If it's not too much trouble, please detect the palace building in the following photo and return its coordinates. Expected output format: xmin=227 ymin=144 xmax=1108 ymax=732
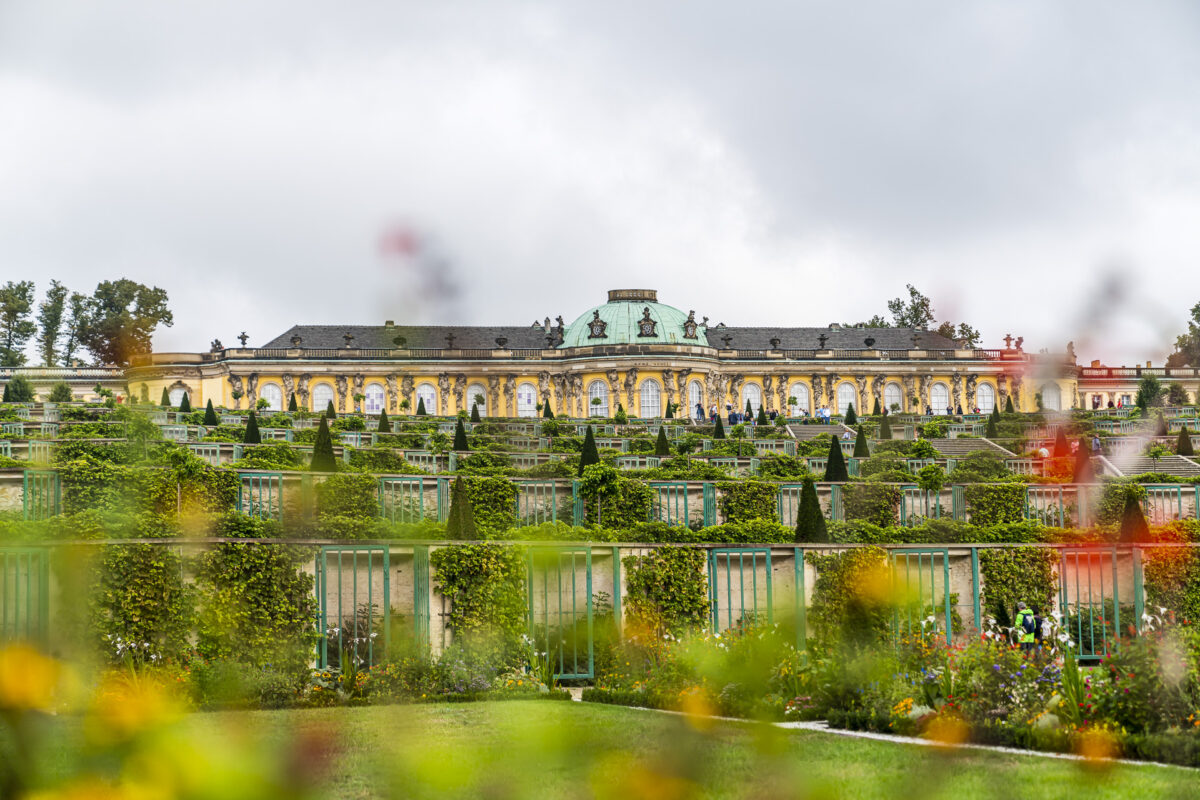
xmin=127 ymin=289 xmax=1078 ymax=417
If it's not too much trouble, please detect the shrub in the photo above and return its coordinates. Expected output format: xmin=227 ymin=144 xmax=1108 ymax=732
xmin=978 ymin=548 xmax=1057 ymax=621
xmin=795 ymin=476 xmax=828 ymax=543
xmin=416 ymin=397 xmax=427 ymax=416
xmin=470 ymin=404 xmax=482 ymax=423
xmin=844 ymin=403 xmax=857 ymax=426
xmin=823 ymin=434 xmax=848 ymax=482
xmin=203 ymin=399 xmax=219 ymax=426
xmin=1177 ymin=427 xmax=1194 ymax=456
xmin=852 ymin=425 xmax=870 ymax=457
xmin=4 ymin=375 xmax=34 ymax=402
xmin=964 ymin=484 xmax=1026 ymax=525
xmin=842 ymin=484 xmax=900 ymax=527
xmin=806 ymin=547 xmax=891 ymax=649
xmin=578 ymin=425 xmax=600 ymax=477
xmin=430 ymin=543 xmax=526 ymax=639
xmin=654 ymin=426 xmax=671 ymax=456
xmin=878 ymin=413 xmax=892 ymax=440
xmin=236 ymin=442 xmax=306 ymax=471
xmin=178 ymin=392 xmax=192 ymax=413
xmin=446 ymin=476 xmax=479 ymax=539
xmin=717 ymin=480 xmax=779 ymax=524
xmin=244 ymin=410 xmax=262 ymax=444
xmin=464 ymin=476 xmax=519 ymax=532
xmin=160 ymin=387 xmax=171 ymax=407
xmin=49 ymin=382 xmax=73 ymax=403
xmin=622 ymin=547 xmax=709 ymax=634
xmin=310 ymin=417 xmax=337 ymax=472
xmin=317 ymin=473 xmax=379 ymax=519
xmin=713 ymin=415 xmax=725 ymax=439
xmin=452 ymin=418 xmax=469 ymax=451
xmin=377 ymin=408 xmax=391 ymax=433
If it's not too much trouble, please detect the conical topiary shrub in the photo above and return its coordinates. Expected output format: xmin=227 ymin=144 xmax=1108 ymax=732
xmin=1 ymin=384 xmax=9 ymax=403
xmin=579 ymin=425 xmax=600 ymax=477
xmin=543 ymin=400 xmax=554 ymax=419
xmin=1004 ymin=395 xmax=1014 ymax=413
xmin=325 ymin=400 xmax=337 ymax=419
xmin=1155 ymin=412 xmax=1168 ymax=437
xmin=872 ymin=397 xmax=882 ymax=416
xmin=160 ymin=387 xmax=170 ymax=407
xmin=655 ymin=426 xmax=671 ymax=456
xmin=416 ymin=397 xmax=427 ymax=416
xmin=310 ymin=416 xmax=337 ymax=472
xmin=756 ymin=406 xmax=769 ymax=426
xmin=470 ymin=403 xmax=482 ymax=423
xmin=985 ymin=414 xmax=998 ymax=439
xmin=746 ymin=399 xmax=753 ymax=418
xmin=1073 ymin=437 xmax=1093 ymax=483
xmin=795 ymin=476 xmax=828 ymax=543
xmin=844 ymin=403 xmax=857 ymax=426
xmin=990 ymin=404 xmax=1001 ymax=424
xmin=666 ymin=402 xmax=674 ymax=419
xmin=203 ymin=399 xmax=219 ymax=426
xmin=178 ymin=392 xmax=191 ymax=413
xmin=1118 ymin=490 xmax=1149 ymax=543
xmin=377 ymin=408 xmax=391 ymax=433
xmin=244 ymin=410 xmax=262 ymax=444
xmin=853 ymin=425 xmax=870 ymax=458
xmin=445 ymin=476 xmax=478 ymax=540
xmin=1053 ymin=429 xmax=1070 ymax=459
xmin=824 ymin=434 xmax=848 ymax=482
xmin=1177 ymin=426 xmax=1195 ymax=457
xmin=879 ymin=413 xmax=892 ymax=440
xmin=452 ymin=417 xmax=469 ymax=451
xmin=713 ymin=415 xmax=726 ymax=440
xmin=288 ymin=393 xmax=298 ymax=412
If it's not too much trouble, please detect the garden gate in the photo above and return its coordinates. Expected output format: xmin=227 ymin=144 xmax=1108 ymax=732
xmin=526 ymin=546 xmax=593 ymax=680
xmin=0 ymin=548 xmax=50 ymax=643
xmin=708 ymin=548 xmax=773 ymax=633
xmin=315 ymin=545 xmax=390 ymax=669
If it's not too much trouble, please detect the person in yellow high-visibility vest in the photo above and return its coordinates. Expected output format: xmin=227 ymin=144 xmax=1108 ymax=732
xmin=1015 ymin=601 xmax=1037 ymax=652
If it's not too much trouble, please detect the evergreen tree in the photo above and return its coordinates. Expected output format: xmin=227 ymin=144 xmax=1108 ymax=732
xmin=244 ymin=410 xmax=262 ymax=444
xmin=1053 ymin=428 xmax=1070 ymax=458
xmin=844 ymin=403 xmax=857 ymax=426
xmin=288 ymin=393 xmax=298 ymax=412
xmin=990 ymin=404 xmax=1001 ymax=424
xmin=756 ymin=406 xmax=769 ymax=426
xmin=1118 ymin=490 xmax=1149 ymax=543
xmin=416 ymin=397 xmax=427 ymax=416
xmin=1004 ymin=395 xmax=1014 ymax=413
xmin=985 ymin=414 xmax=998 ymax=439
xmin=614 ymin=403 xmax=627 ymax=425
xmin=1155 ymin=412 xmax=1169 ymax=437
xmin=746 ymin=399 xmax=753 ymax=418
xmin=654 ymin=426 xmax=671 ymax=456
xmin=325 ymin=400 xmax=337 ymax=419
xmin=872 ymin=397 xmax=882 ymax=416
xmin=1 ymin=384 xmax=9 ymax=403
xmin=794 ymin=476 xmax=828 ymax=543
xmin=852 ymin=425 xmax=870 ymax=457
xmin=310 ymin=416 xmax=337 ymax=472
xmin=178 ymin=392 xmax=191 ymax=413
xmin=578 ymin=425 xmax=600 ymax=477
xmin=713 ymin=415 xmax=726 ymax=439
xmin=665 ymin=402 xmax=674 ymax=419
xmin=452 ymin=417 xmax=470 ymax=451
xmin=6 ymin=376 xmax=35 ymax=402
xmin=879 ymin=413 xmax=892 ymax=440
xmin=377 ymin=408 xmax=391 ymax=433
xmin=470 ymin=403 xmax=482 ymax=423
xmin=160 ymin=387 xmax=170 ymax=407
xmin=203 ymin=399 xmax=219 ymax=426
xmin=445 ymin=476 xmax=478 ymax=540
xmin=1177 ymin=426 xmax=1195 ymax=457
xmin=543 ymin=400 xmax=554 ymax=419
xmin=824 ymin=434 xmax=848 ymax=482
xmin=48 ymin=382 xmax=73 ymax=403
xmin=1072 ymin=437 xmax=1094 ymax=483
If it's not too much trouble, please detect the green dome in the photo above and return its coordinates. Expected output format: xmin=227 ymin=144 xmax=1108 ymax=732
xmin=560 ymin=290 xmax=708 ymax=348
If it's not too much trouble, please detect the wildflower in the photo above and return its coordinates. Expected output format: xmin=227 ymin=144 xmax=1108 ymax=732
xmin=0 ymin=644 xmax=61 ymax=712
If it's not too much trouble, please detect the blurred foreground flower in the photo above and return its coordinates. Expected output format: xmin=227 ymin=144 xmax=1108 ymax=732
xmin=923 ymin=713 xmax=969 ymax=748
xmin=0 ymin=643 xmax=62 ymax=712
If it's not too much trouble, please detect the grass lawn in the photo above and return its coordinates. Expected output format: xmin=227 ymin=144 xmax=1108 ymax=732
xmin=39 ymin=700 xmax=1194 ymax=799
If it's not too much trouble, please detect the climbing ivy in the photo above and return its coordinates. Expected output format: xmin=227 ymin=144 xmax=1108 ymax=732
xmin=717 ymin=480 xmax=779 ymax=524
xmin=842 ymin=483 xmax=901 ymax=527
xmin=430 ymin=543 xmax=527 ymax=638
xmin=964 ymin=484 xmax=1027 ymax=525
xmin=978 ymin=547 xmax=1058 ymax=620
xmin=622 ymin=547 xmax=710 ymax=634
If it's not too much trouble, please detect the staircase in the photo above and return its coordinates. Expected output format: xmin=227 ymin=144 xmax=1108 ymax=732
xmin=927 ymin=438 xmax=1016 ymax=457
xmin=1106 ymin=453 xmax=1200 ymax=478
xmin=787 ymin=423 xmax=854 ymax=441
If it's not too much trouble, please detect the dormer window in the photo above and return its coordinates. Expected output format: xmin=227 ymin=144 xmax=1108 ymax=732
xmin=587 ymin=310 xmax=608 ymax=339
xmin=637 ymin=307 xmax=657 ymax=337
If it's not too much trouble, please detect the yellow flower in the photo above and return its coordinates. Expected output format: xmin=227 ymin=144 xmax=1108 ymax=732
xmin=0 ymin=643 xmax=61 ymax=712
xmin=87 ymin=675 xmax=181 ymax=744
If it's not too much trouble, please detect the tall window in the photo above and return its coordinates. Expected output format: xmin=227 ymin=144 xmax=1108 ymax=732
xmin=311 ymin=383 xmax=334 ymax=413
xmin=259 ymin=383 xmax=282 ymax=412
xmin=168 ymin=387 xmax=187 ymax=406
xmin=467 ymin=383 xmax=487 ymax=415
xmin=788 ymin=382 xmax=810 ymax=415
xmin=639 ymin=379 xmax=661 ymax=418
xmin=364 ymin=383 xmax=385 ymax=414
xmin=976 ymin=383 xmax=995 ymax=414
xmin=743 ymin=384 xmax=762 ymax=415
xmin=836 ymin=383 xmax=856 ymax=416
xmin=1041 ymin=383 xmax=1062 ymax=411
xmin=516 ymin=382 xmax=538 ymax=417
xmin=688 ymin=380 xmax=703 ymax=416
xmin=884 ymin=382 xmax=903 ymax=412
xmin=588 ymin=380 xmax=608 ymax=417
xmin=415 ymin=383 xmax=437 ymax=415
xmin=931 ymin=383 xmax=950 ymax=414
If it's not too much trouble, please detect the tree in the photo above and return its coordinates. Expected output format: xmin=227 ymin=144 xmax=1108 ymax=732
xmin=59 ymin=292 xmax=88 ymax=366
xmin=377 ymin=408 xmax=391 ymax=433
xmin=178 ymin=392 xmax=191 ymax=413
xmin=48 ymin=382 xmax=73 ymax=403
xmin=614 ymin=403 xmax=628 ymax=425
xmin=326 ymin=400 xmax=337 ymax=419
xmin=1167 ymin=383 xmax=1191 ymax=406
xmin=1 ymin=383 xmax=8 ymax=403
xmin=917 ymin=464 xmax=945 ymax=516
xmin=5 ymin=375 xmax=34 ymax=402
xmin=543 ymin=400 xmax=554 ymax=419
xmin=310 ymin=417 xmax=337 ymax=472
xmin=416 ymin=397 xmax=427 ymax=416
xmin=36 ymin=280 xmax=68 ymax=367
xmin=1053 ymin=428 xmax=1071 ymax=458
xmin=1004 ymin=395 xmax=1014 ymax=413
xmin=1072 ymin=437 xmax=1094 ymax=483
xmin=160 ymin=387 xmax=171 ymax=407
xmin=77 ymin=279 xmax=173 ymax=366
xmin=470 ymin=403 xmax=482 ymax=423
xmin=1155 ymin=412 xmax=1169 ymax=437
xmin=844 ymin=403 xmax=857 ymax=426
xmin=1177 ymin=427 xmax=1194 ymax=457
xmin=0 ymin=280 xmax=36 ymax=366
xmin=666 ymin=401 xmax=675 ymax=420
xmin=452 ymin=417 xmax=469 ymax=451
xmin=745 ymin=399 xmax=753 ymax=418
xmin=824 ymin=435 xmax=848 ymax=482
xmin=872 ymin=397 xmax=882 ymax=416
xmin=985 ymin=414 xmax=998 ymax=439
xmin=654 ymin=426 xmax=671 ymax=456
xmin=578 ymin=425 xmax=601 ymax=477
xmin=1118 ymin=491 xmax=1149 ymax=543
xmin=934 ymin=321 xmax=982 ymax=349
xmin=288 ymin=393 xmax=298 ymax=412
xmin=852 ymin=425 xmax=870 ymax=457
xmin=794 ymin=476 xmax=828 ymax=543
xmin=1167 ymin=301 xmax=1200 ymax=367
xmin=445 ymin=476 xmax=478 ymax=540
xmin=878 ymin=413 xmax=892 ymax=440
xmin=990 ymin=404 xmax=1001 ymax=424
xmin=1135 ymin=376 xmax=1165 ymax=412
xmin=888 ymin=285 xmax=936 ymax=329
xmin=244 ymin=410 xmax=262 ymax=444
xmin=756 ymin=406 xmax=769 ymax=426
xmin=713 ymin=415 xmax=726 ymax=440
xmin=203 ymin=399 xmax=219 ymax=426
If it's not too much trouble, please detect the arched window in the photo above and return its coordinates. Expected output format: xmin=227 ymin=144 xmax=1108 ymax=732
xmin=467 ymin=383 xmax=487 ymax=415
xmin=311 ymin=383 xmax=335 ymax=413
xmin=688 ymin=380 xmax=703 ymax=417
xmin=976 ymin=383 xmax=995 ymax=414
xmin=168 ymin=387 xmax=187 ymax=406
xmin=639 ymin=379 xmax=662 ymax=418
xmin=259 ymin=383 xmax=282 ymax=412
xmin=364 ymin=383 xmax=385 ymax=414
xmin=415 ymin=383 xmax=437 ymax=415
xmin=1041 ymin=383 xmax=1062 ymax=411
xmin=788 ymin=382 xmax=811 ymax=415
xmin=931 ymin=383 xmax=950 ymax=414
xmin=836 ymin=383 xmax=857 ymax=416
xmin=742 ymin=384 xmax=762 ymax=416
xmin=516 ymin=382 xmax=538 ymax=417
xmin=587 ymin=380 xmax=608 ymax=417
xmin=884 ymin=382 xmax=903 ymax=412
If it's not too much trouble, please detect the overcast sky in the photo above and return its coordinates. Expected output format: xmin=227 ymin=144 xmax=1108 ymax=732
xmin=3 ymin=2 xmax=1199 ymax=366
